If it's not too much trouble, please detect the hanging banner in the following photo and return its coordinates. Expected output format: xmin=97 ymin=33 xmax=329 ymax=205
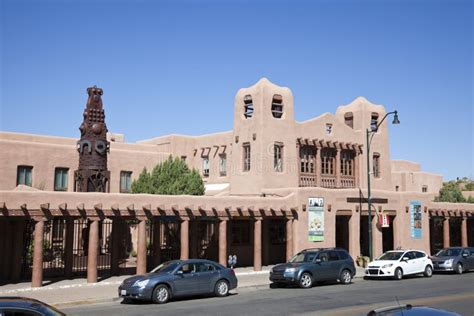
xmin=308 ymin=197 xmax=324 ymax=242
xmin=410 ymin=200 xmax=422 ymax=239
xmin=379 ymin=213 xmax=390 ymax=228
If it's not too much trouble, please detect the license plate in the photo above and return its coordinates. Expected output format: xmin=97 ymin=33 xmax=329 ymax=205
xmin=121 ymin=290 xmax=127 ymax=296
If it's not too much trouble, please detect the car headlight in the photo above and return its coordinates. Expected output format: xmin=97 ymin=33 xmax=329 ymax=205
xmin=285 ymin=268 xmax=296 ymax=273
xmin=132 ymin=279 xmax=150 ymax=289
xmin=444 ymin=259 xmax=454 ymax=266
xmin=382 ymin=264 xmax=393 ymax=269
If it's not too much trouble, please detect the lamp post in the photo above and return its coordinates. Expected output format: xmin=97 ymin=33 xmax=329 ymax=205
xmin=366 ymin=110 xmax=400 ymax=261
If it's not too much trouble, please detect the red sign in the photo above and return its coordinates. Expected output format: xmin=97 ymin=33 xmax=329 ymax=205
xmin=378 ymin=213 xmax=390 ymax=228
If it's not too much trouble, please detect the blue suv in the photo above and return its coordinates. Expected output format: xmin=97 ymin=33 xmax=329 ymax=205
xmin=269 ymin=248 xmax=356 ymax=288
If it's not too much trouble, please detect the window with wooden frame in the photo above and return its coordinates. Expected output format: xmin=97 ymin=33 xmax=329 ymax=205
xmin=219 ymin=153 xmax=227 ymax=177
xmin=274 ymin=143 xmax=283 ymax=172
xmin=202 ymin=157 xmax=210 ymax=177
xmin=271 ymin=94 xmax=283 ymax=118
xmin=340 ymin=150 xmax=355 ymax=176
xmin=422 ymin=185 xmax=428 ymax=193
xmin=373 ymin=153 xmax=380 ymax=178
xmin=244 ymin=95 xmax=254 ymax=119
xmin=54 ymin=167 xmax=69 ymax=191
xmin=17 ymin=165 xmax=33 ymax=186
xmin=371 ymin=113 xmax=379 ymax=131
xmin=299 ymin=145 xmax=316 ymax=173
xmin=344 ymin=112 xmax=354 ymax=128
xmin=325 ymin=123 xmax=333 ymax=135
xmin=321 ymin=148 xmax=336 ymax=175
xmin=120 ymin=171 xmax=132 ymax=193
xmin=243 ymin=143 xmax=251 ymax=172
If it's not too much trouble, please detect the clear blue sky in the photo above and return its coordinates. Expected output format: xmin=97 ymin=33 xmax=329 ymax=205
xmin=1 ymin=0 xmax=472 ymax=181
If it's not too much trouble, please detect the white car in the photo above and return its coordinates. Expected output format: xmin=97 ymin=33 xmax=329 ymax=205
xmin=365 ymin=250 xmax=433 ymax=280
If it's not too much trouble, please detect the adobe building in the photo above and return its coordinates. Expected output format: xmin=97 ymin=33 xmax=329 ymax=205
xmin=0 ymin=78 xmax=473 ymax=287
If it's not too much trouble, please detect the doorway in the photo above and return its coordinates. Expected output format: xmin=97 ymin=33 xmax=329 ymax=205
xmin=336 ymin=215 xmax=350 ymax=251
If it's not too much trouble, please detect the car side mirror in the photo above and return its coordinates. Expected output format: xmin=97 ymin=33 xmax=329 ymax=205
xmin=315 ymin=259 xmax=322 ymax=263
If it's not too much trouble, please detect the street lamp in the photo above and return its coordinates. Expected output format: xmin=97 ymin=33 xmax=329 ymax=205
xmin=366 ymin=110 xmax=400 ymax=261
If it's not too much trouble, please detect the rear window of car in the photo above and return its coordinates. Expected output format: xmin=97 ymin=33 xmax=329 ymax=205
xmin=337 ymin=250 xmax=349 ymax=260
xmin=328 ymin=251 xmax=340 ymax=261
xmin=415 ymin=251 xmax=425 ymax=258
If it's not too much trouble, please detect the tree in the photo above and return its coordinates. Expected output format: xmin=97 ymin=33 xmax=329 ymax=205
xmin=434 ymin=181 xmax=466 ymax=203
xmin=131 ymin=156 xmax=205 ymax=195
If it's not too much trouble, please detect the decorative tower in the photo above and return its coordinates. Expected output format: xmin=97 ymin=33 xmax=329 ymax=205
xmin=74 ymin=86 xmax=110 ymax=192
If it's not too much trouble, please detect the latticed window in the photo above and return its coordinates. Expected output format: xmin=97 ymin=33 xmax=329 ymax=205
xmin=243 ymin=143 xmax=251 ymax=171
xmin=219 ymin=154 xmax=227 ymax=176
xmin=373 ymin=153 xmax=380 ymax=178
xmin=326 ymin=123 xmax=333 ymax=135
xmin=274 ymin=143 xmax=283 ymax=172
xmin=340 ymin=150 xmax=355 ymax=176
xmin=54 ymin=168 xmax=69 ymax=191
xmin=17 ymin=165 xmax=32 ymax=186
xmin=271 ymin=94 xmax=283 ymax=118
xmin=299 ymin=145 xmax=316 ymax=173
xmin=244 ymin=95 xmax=254 ymax=119
xmin=120 ymin=171 xmax=132 ymax=193
xmin=344 ymin=112 xmax=354 ymax=128
xmin=202 ymin=157 xmax=210 ymax=177
xmin=321 ymin=148 xmax=336 ymax=175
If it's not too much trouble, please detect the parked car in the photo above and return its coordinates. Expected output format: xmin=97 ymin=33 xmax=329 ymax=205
xmin=367 ymin=304 xmax=459 ymax=315
xmin=365 ymin=250 xmax=433 ymax=280
xmin=0 ymin=297 xmax=65 ymax=316
xmin=269 ymin=248 xmax=356 ymax=288
xmin=431 ymin=247 xmax=474 ymax=274
xmin=118 ymin=259 xmax=238 ymax=304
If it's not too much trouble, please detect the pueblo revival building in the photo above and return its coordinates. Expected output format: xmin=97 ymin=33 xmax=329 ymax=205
xmin=0 ymin=78 xmax=473 ymax=287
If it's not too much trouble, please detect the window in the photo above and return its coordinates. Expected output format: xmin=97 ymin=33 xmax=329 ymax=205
xmin=181 ymin=155 xmax=187 ymax=162
xmin=120 ymin=171 xmax=132 ymax=193
xmin=243 ymin=95 xmax=254 ymax=118
xmin=195 ymin=262 xmax=215 ymax=272
xmin=17 ymin=166 xmax=32 ymax=186
xmin=274 ymin=143 xmax=283 ymax=172
xmin=344 ymin=112 xmax=354 ymax=128
xmin=299 ymin=145 xmax=316 ymax=173
xmin=328 ymin=251 xmax=340 ymax=261
xmin=325 ymin=123 xmax=333 ymax=135
xmin=373 ymin=153 xmax=380 ymax=178
xmin=271 ymin=94 xmax=283 ymax=118
xmin=318 ymin=252 xmax=329 ymax=262
xmin=231 ymin=221 xmax=250 ymax=245
xmin=340 ymin=150 xmax=355 ymax=176
xmin=243 ymin=143 xmax=251 ymax=172
xmin=371 ymin=113 xmax=379 ymax=131
xmin=219 ymin=154 xmax=227 ymax=176
xmin=321 ymin=148 xmax=336 ymax=175
xmin=202 ymin=157 xmax=210 ymax=177
xmin=422 ymin=185 xmax=428 ymax=193
xmin=54 ymin=168 xmax=69 ymax=191
xmin=337 ymin=250 xmax=349 ymax=260
xmin=395 ymin=185 xmax=399 ymax=192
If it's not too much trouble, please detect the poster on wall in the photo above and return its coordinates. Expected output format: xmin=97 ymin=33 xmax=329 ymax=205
xmin=308 ymin=197 xmax=324 ymax=242
xmin=410 ymin=200 xmax=422 ymax=239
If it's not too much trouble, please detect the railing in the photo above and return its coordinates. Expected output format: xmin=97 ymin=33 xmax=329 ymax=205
xmin=321 ymin=175 xmax=337 ymax=188
xmin=341 ymin=175 xmax=356 ymax=188
xmin=299 ymin=174 xmax=317 ymax=187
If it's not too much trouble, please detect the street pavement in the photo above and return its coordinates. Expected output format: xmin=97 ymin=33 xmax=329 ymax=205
xmin=61 ymin=272 xmax=474 ymax=316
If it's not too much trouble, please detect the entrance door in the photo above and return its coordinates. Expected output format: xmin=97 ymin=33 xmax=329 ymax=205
xmin=382 ymin=216 xmax=394 ymax=253
xmin=449 ymin=218 xmax=462 ymax=247
xmin=429 ymin=217 xmax=444 ymax=255
xmin=336 ymin=216 xmax=350 ymax=251
xmin=360 ymin=216 xmax=369 ymax=257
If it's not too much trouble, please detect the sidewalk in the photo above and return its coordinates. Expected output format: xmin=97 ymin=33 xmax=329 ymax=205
xmin=0 ymin=266 xmax=366 ymax=308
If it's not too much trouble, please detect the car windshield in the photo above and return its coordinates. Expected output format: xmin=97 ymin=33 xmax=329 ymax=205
xmin=290 ymin=252 xmax=317 ymax=263
xmin=435 ymin=248 xmax=461 ymax=257
xmin=376 ymin=251 xmax=404 ymax=261
xmin=150 ymin=261 xmax=180 ymax=273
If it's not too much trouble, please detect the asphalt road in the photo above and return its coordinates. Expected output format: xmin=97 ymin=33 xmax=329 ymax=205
xmin=62 ymin=273 xmax=474 ymax=316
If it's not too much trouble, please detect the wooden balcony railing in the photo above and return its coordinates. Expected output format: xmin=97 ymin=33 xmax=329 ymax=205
xmin=320 ymin=175 xmax=337 ymax=188
xmin=299 ymin=174 xmax=317 ymax=187
xmin=341 ymin=175 xmax=356 ymax=188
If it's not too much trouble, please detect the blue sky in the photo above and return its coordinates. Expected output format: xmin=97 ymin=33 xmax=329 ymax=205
xmin=1 ymin=0 xmax=472 ymax=181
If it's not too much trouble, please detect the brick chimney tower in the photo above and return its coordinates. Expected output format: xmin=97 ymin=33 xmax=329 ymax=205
xmin=74 ymin=86 xmax=110 ymax=192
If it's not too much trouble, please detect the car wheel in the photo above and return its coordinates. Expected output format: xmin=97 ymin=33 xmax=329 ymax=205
xmin=394 ymin=268 xmax=403 ymax=280
xmin=299 ymin=272 xmax=313 ymax=289
xmin=215 ymin=279 xmax=229 ymax=297
xmin=423 ymin=265 xmax=433 ymax=278
xmin=455 ymin=263 xmax=463 ymax=274
xmin=152 ymin=284 xmax=170 ymax=304
xmin=339 ymin=270 xmax=352 ymax=285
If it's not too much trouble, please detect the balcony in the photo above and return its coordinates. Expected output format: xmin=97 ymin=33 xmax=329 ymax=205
xmin=299 ymin=174 xmax=317 ymax=187
xmin=320 ymin=175 xmax=336 ymax=188
xmin=341 ymin=175 xmax=356 ymax=188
